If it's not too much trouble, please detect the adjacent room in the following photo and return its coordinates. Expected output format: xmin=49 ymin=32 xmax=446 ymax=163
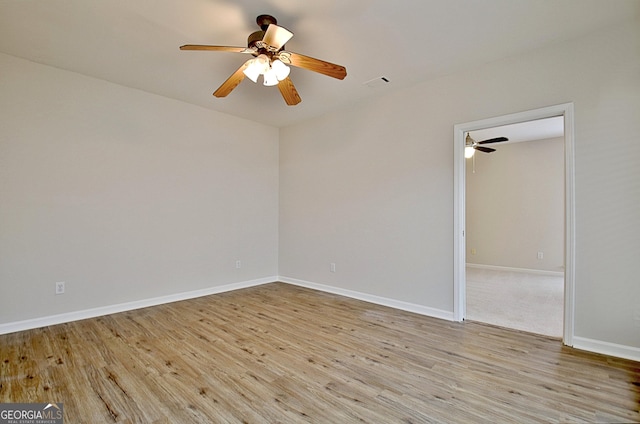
xmin=1 ymin=1 xmax=639 ymax=422
xmin=464 ymin=117 xmax=566 ymax=338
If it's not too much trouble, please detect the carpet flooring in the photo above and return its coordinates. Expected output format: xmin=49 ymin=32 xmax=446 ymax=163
xmin=466 ymin=266 xmax=564 ymax=338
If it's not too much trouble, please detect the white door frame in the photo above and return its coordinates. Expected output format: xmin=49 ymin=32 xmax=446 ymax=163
xmin=453 ymin=103 xmax=575 ymax=346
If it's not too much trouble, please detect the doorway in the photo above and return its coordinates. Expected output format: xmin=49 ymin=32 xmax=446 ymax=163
xmin=465 ymin=119 xmax=565 ymax=337
xmin=453 ymin=103 xmax=575 ymax=346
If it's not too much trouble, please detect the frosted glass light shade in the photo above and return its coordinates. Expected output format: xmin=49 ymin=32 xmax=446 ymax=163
xmin=465 ymin=146 xmax=476 ymax=158
xmin=272 ymin=59 xmax=290 ymax=81
xmin=243 ymin=59 xmax=261 ymax=83
xmin=263 ymin=68 xmax=279 ymax=86
xmin=243 ymin=55 xmax=270 ymax=83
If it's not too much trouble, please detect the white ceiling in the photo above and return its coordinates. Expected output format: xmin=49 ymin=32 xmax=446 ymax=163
xmin=1 ymin=0 xmax=638 ymax=128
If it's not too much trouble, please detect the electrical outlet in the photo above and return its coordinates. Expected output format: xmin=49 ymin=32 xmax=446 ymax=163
xmin=537 ymin=251 xmax=544 ymax=260
xmin=55 ymin=282 xmax=65 ymax=295
xmin=330 ymin=263 xmax=336 ymax=273
xmin=470 ymin=248 xmax=477 ymax=255
xmin=236 ymin=260 xmax=242 ymax=269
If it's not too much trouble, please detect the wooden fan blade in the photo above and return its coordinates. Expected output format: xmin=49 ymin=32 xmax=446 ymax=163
xmin=263 ymin=25 xmax=293 ymax=50
xmin=478 ymin=137 xmax=508 ymax=144
xmin=213 ymin=63 xmax=248 ymax=98
xmin=277 ymin=77 xmax=302 ymax=105
xmin=475 ymin=146 xmax=496 ymax=153
xmin=285 ymin=52 xmax=347 ymax=80
xmin=180 ymin=45 xmax=249 ymax=53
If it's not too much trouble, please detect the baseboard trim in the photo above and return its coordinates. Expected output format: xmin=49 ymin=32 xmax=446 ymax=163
xmin=572 ymin=336 xmax=640 ymax=362
xmin=4 ymin=276 xmax=637 ymax=363
xmin=279 ymin=276 xmax=454 ymax=321
xmin=466 ymin=263 xmax=564 ymax=277
xmin=0 ymin=276 xmax=276 ymax=335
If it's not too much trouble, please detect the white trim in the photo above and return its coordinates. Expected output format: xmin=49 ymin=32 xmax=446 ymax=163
xmin=453 ymin=124 xmax=466 ymax=321
xmin=0 ymin=277 xmax=276 ymax=335
xmin=453 ymin=103 xmax=576 ymax=346
xmin=466 ymin=263 xmax=564 ymax=277
xmin=572 ymin=337 xmax=640 ymax=363
xmin=279 ymin=276 xmax=454 ymax=321
xmin=562 ymin=103 xmax=576 ymax=346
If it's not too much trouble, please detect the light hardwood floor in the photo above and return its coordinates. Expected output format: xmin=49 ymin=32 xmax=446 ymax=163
xmin=1 ymin=283 xmax=639 ymax=423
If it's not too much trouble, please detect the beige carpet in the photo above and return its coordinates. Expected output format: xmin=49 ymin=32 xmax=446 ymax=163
xmin=466 ymin=266 xmax=564 ymax=338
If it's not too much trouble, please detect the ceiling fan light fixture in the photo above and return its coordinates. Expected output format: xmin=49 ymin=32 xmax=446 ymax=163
xmin=465 ymin=146 xmax=476 ymax=158
xmin=243 ymin=55 xmax=270 ymax=83
xmin=243 ymin=59 xmax=261 ymax=83
xmin=272 ymin=59 xmax=290 ymax=80
xmin=263 ymin=68 xmax=279 ymax=86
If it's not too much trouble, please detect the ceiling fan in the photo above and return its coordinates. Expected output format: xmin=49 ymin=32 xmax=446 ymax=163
xmin=465 ymin=133 xmax=509 ymax=158
xmin=180 ymin=14 xmax=347 ymax=106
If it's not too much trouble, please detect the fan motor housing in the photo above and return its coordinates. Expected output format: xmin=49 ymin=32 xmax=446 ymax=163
xmin=247 ymin=30 xmax=264 ymax=49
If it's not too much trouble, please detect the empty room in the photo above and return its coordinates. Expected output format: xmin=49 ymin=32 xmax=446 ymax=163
xmin=1 ymin=1 xmax=639 ymax=423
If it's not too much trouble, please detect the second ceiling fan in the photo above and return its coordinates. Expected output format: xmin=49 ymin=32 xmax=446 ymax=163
xmin=465 ymin=133 xmax=509 ymax=158
xmin=180 ymin=14 xmax=347 ymax=106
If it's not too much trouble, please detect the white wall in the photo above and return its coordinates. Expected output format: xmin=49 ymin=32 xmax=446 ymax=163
xmin=0 ymin=53 xmax=279 ymax=325
xmin=466 ymin=137 xmax=565 ymax=272
xmin=279 ymin=98 xmax=454 ymax=314
xmin=280 ymin=18 xmax=640 ymax=350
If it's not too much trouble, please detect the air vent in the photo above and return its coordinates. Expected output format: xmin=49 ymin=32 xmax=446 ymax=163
xmin=363 ymin=76 xmax=390 ymax=88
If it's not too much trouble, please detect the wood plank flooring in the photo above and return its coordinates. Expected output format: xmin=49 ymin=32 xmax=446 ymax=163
xmin=1 ymin=282 xmax=639 ymax=423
